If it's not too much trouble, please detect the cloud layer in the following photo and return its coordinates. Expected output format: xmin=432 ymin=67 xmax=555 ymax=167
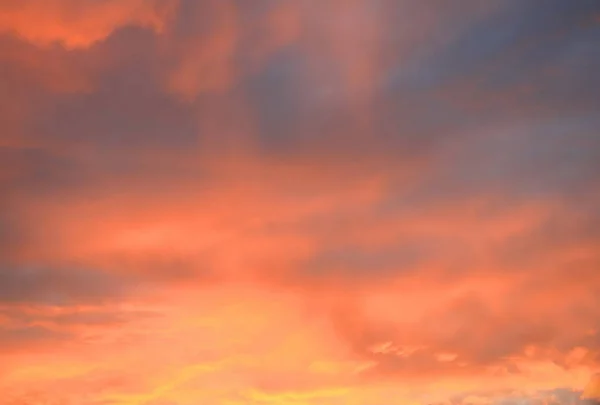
xmin=1 ymin=1 xmax=599 ymax=404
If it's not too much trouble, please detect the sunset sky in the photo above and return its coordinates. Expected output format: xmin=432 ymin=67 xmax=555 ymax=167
xmin=1 ymin=1 xmax=600 ymax=404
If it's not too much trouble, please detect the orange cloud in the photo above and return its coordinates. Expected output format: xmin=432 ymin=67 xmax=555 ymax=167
xmin=2 ymin=147 xmax=599 ymax=403
xmin=165 ymin=0 xmax=238 ymax=100
xmin=583 ymin=374 xmax=600 ymax=400
xmin=0 ymin=0 xmax=177 ymax=49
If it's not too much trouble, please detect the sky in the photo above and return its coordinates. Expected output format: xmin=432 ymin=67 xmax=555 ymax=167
xmin=1 ymin=0 xmax=600 ymax=404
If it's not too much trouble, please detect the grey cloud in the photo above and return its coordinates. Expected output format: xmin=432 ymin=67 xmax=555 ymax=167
xmin=0 ymin=325 xmax=71 ymax=351
xmin=0 ymin=266 xmax=127 ymax=306
xmin=30 ymin=28 xmax=199 ymax=152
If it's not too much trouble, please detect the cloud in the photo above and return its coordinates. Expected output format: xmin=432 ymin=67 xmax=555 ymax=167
xmin=1 ymin=1 xmax=599 ymax=404
xmin=0 ymin=265 xmax=132 ymax=306
xmin=583 ymin=374 xmax=600 ymax=400
xmin=0 ymin=325 xmax=70 ymax=352
xmin=0 ymin=0 xmax=177 ymax=49
xmin=165 ymin=0 xmax=238 ymax=99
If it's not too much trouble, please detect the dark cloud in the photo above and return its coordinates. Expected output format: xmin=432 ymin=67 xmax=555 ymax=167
xmin=304 ymin=244 xmax=427 ymax=280
xmin=441 ymin=388 xmax=589 ymax=405
xmin=28 ymin=29 xmax=199 ymax=152
xmin=402 ymin=0 xmax=600 ymax=98
xmin=0 ymin=146 xmax=88 ymax=201
xmin=0 ymin=325 xmax=71 ymax=352
xmin=372 ymin=0 xmax=600 ymax=187
xmin=0 ymin=266 xmax=127 ymax=306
